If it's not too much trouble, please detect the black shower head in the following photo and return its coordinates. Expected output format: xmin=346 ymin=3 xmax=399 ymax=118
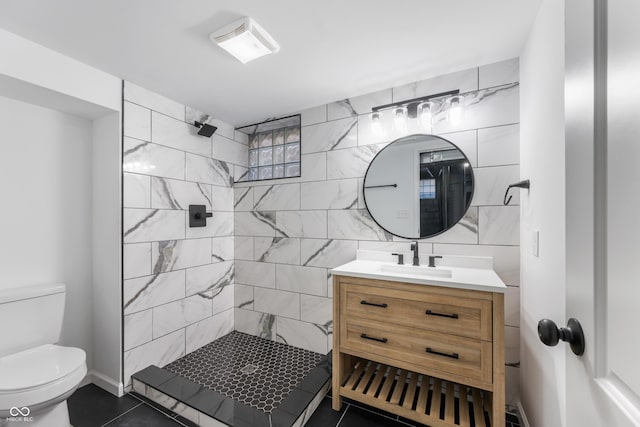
xmin=194 ymin=121 xmax=217 ymax=137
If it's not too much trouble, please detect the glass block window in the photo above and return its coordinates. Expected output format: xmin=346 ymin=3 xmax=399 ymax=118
xmin=420 ymin=179 xmax=436 ymax=199
xmin=240 ymin=115 xmax=301 ymax=182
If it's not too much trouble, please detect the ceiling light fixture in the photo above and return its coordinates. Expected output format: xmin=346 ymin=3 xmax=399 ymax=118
xmin=210 ymin=17 xmax=280 ymax=64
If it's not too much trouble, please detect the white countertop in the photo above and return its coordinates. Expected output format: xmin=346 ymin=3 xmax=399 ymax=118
xmin=331 ymin=250 xmax=507 ymax=293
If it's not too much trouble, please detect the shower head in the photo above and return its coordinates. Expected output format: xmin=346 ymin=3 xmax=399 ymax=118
xmin=194 ymin=121 xmax=217 ymax=137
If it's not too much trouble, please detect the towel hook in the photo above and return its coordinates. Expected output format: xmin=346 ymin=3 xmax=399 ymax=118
xmin=504 ymin=180 xmax=530 ymax=205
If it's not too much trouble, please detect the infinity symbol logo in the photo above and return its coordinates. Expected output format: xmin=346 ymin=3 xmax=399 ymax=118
xmin=9 ymin=406 xmax=30 ymax=416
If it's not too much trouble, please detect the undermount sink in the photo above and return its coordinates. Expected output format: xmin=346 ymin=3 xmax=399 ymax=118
xmin=378 ymin=264 xmax=453 ymax=278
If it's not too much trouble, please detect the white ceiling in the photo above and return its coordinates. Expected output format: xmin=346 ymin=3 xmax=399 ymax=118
xmin=0 ymin=1 xmax=540 ymax=126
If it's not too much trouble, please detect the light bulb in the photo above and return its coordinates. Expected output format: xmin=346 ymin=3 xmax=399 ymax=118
xmin=371 ymin=111 xmax=385 ymax=138
xmin=417 ymin=101 xmax=433 ymax=131
xmin=393 ymin=106 xmax=408 ymax=134
xmin=447 ymin=96 xmax=463 ymax=125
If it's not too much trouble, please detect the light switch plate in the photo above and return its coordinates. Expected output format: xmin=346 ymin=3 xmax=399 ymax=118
xmin=397 ymin=210 xmax=409 ymax=219
xmin=532 ymin=230 xmax=539 ymax=257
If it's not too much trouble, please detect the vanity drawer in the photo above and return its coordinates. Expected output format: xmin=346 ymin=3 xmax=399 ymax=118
xmin=340 ymin=316 xmax=493 ymax=385
xmin=341 ymin=283 xmax=492 ymax=341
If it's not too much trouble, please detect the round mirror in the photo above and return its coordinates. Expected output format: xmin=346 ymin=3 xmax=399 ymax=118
xmin=363 ymin=134 xmax=474 ymax=239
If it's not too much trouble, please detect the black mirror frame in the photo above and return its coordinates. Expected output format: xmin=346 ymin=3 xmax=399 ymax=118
xmin=362 ymin=133 xmax=475 ymax=240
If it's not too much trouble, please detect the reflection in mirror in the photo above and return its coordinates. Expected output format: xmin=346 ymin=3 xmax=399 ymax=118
xmin=363 ymin=134 xmax=474 ymax=239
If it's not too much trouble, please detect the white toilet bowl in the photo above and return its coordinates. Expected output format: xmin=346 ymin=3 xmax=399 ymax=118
xmin=0 ymin=344 xmax=86 ymax=426
xmin=0 ymin=284 xmax=88 ymax=427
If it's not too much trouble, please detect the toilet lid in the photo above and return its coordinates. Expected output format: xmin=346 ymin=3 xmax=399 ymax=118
xmin=0 ymin=344 xmax=86 ymax=391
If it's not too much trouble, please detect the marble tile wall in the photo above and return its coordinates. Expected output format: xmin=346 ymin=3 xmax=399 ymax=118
xmin=122 ymin=82 xmax=245 ymax=385
xmin=233 ymin=58 xmax=522 ymax=404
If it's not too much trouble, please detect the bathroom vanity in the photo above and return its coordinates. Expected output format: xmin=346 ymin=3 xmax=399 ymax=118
xmin=331 ymin=252 xmax=506 ymax=427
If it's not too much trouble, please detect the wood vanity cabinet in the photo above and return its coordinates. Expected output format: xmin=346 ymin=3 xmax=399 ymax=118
xmin=332 ymin=275 xmax=505 ymax=427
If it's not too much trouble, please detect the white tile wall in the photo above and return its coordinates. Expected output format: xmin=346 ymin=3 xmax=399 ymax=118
xmin=302 ymin=117 xmax=358 ymax=154
xmin=123 ymin=242 xmax=152 ymax=279
xmin=392 ymin=67 xmax=478 ymax=102
xmin=124 ymin=310 xmax=153 ymax=351
xmin=125 ymin=82 xmax=185 ymax=121
xmin=254 ymin=288 xmax=300 ymax=319
xmin=300 ymin=104 xmax=327 ymax=127
xmin=184 ymin=261 xmax=234 ymax=296
xmin=478 ymin=124 xmax=520 ymax=167
xmin=328 ymin=89 xmax=392 ymax=120
xmin=124 ymin=173 xmax=151 ymax=208
xmin=123 ymin=137 xmax=185 ymax=180
xmin=152 ymin=294 xmax=212 ymax=338
xmin=152 ymin=112 xmax=210 ymax=156
xmin=123 ymin=329 xmax=185 ymax=383
xmin=123 ymin=270 xmax=185 ymax=315
xmin=123 ymin=209 xmax=184 ymax=243
xmin=151 ymin=238 xmax=212 ymax=272
xmin=124 ymin=102 xmax=151 ymax=141
xmin=479 ymin=58 xmax=519 ymax=90
xmin=122 ymin=82 xmax=240 ymax=386
xmin=150 ymin=177 xmax=212 ymax=210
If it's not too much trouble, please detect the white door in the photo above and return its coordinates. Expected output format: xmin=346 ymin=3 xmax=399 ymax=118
xmin=564 ymin=0 xmax=640 ymax=425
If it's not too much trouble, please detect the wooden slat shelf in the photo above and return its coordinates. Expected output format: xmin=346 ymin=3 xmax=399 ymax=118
xmin=340 ymin=359 xmax=491 ymax=427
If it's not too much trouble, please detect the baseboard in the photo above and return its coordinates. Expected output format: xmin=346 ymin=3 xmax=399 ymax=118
xmin=517 ymin=400 xmax=531 ymax=427
xmin=84 ymin=370 xmax=125 ymax=397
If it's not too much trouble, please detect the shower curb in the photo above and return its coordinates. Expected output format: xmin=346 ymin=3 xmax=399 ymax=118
xmin=131 ymin=355 xmax=331 ymax=427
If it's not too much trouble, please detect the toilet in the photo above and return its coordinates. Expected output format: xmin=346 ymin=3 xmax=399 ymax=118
xmin=0 ymin=283 xmax=87 ymax=427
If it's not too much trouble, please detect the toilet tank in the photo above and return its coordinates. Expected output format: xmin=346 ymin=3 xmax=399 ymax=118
xmin=0 ymin=283 xmax=66 ymax=358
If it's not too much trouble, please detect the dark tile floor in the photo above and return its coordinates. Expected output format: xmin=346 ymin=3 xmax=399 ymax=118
xmin=69 ymin=384 xmax=522 ymax=427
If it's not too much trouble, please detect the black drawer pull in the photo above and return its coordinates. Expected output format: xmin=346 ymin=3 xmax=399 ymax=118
xmin=361 ymin=300 xmax=388 ymax=308
xmin=426 ymin=347 xmax=459 ymax=359
xmin=360 ymin=333 xmax=388 ymax=343
xmin=425 ymin=309 xmax=459 ymax=319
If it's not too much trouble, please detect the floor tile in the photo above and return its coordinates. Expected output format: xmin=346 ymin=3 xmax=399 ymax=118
xmin=339 ymin=405 xmax=408 ymax=427
xmin=104 ymin=403 xmax=184 ymax=426
xmin=343 ymin=396 xmax=390 ymax=418
xmin=68 ymin=384 xmax=141 ymax=427
xmin=304 ymin=397 xmax=346 ymax=427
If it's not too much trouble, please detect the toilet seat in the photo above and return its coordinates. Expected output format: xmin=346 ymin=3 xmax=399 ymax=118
xmin=0 ymin=344 xmax=87 ymax=412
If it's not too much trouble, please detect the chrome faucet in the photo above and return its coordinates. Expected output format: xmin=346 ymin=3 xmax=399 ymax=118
xmin=410 ymin=241 xmax=420 ymax=266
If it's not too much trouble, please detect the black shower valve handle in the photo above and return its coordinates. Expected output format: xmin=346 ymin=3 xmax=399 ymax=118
xmin=189 ymin=205 xmax=212 ymax=227
xmin=194 ymin=211 xmax=213 ymax=220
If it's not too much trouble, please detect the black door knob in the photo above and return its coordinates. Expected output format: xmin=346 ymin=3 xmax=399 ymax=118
xmin=538 ymin=318 xmax=585 ymax=356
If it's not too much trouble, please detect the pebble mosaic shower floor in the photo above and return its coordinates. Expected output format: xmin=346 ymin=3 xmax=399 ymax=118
xmin=164 ymin=331 xmax=325 ymax=413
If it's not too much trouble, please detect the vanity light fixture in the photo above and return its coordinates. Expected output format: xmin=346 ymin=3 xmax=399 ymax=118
xmin=447 ymin=96 xmax=464 ymax=125
xmin=210 ymin=17 xmax=280 ymax=64
xmin=393 ymin=106 xmax=408 ymax=133
xmin=417 ymin=101 xmax=434 ymax=131
xmin=371 ymin=111 xmax=385 ymax=137
xmin=370 ymin=89 xmax=460 ymax=135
